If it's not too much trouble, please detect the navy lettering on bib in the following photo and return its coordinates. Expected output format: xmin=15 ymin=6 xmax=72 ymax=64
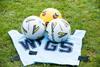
xmin=44 ymin=41 xmax=58 ymax=51
xmin=19 ymin=38 xmax=36 ymax=50
xmin=44 ymin=41 xmax=73 ymax=53
xmin=59 ymin=42 xmax=73 ymax=53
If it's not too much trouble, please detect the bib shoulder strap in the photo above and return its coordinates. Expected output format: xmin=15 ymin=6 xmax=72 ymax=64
xmin=71 ymin=30 xmax=86 ymax=39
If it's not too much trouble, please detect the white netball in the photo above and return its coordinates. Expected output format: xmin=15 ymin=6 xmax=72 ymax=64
xmin=46 ymin=19 xmax=71 ymax=42
xmin=21 ymin=16 xmax=45 ymax=40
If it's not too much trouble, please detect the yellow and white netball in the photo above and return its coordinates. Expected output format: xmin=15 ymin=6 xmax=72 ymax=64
xmin=21 ymin=16 xmax=45 ymax=40
xmin=40 ymin=8 xmax=62 ymax=25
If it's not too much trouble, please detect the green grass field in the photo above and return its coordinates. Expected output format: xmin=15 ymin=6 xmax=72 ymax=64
xmin=0 ymin=0 xmax=100 ymax=67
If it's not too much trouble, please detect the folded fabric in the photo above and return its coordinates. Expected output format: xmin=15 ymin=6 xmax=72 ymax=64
xmin=8 ymin=30 xmax=86 ymax=66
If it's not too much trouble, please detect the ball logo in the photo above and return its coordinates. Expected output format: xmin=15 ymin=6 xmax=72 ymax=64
xmin=22 ymin=27 xmax=27 ymax=33
xmin=26 ymin=19 xmax=35 ymax=23
xmin=32 ymin=25 xmax=39 ymax=34
xmin=53 ymin=13 xmax=59 ymax=19
xmin=42 ymin=11 xmax=46 ymax=16
xmin=58 ymin=32 xmax=67 ymax=38
xmin=51 ymin=23 xmax=55 ymax=41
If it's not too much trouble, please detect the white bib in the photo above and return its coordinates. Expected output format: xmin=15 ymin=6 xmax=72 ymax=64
xmin=8 ymin=30 xmax=86 ymax=66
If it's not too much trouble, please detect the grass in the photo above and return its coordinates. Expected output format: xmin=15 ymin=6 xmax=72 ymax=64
xmin=0 ymin=0 xmax=100 ymax=67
